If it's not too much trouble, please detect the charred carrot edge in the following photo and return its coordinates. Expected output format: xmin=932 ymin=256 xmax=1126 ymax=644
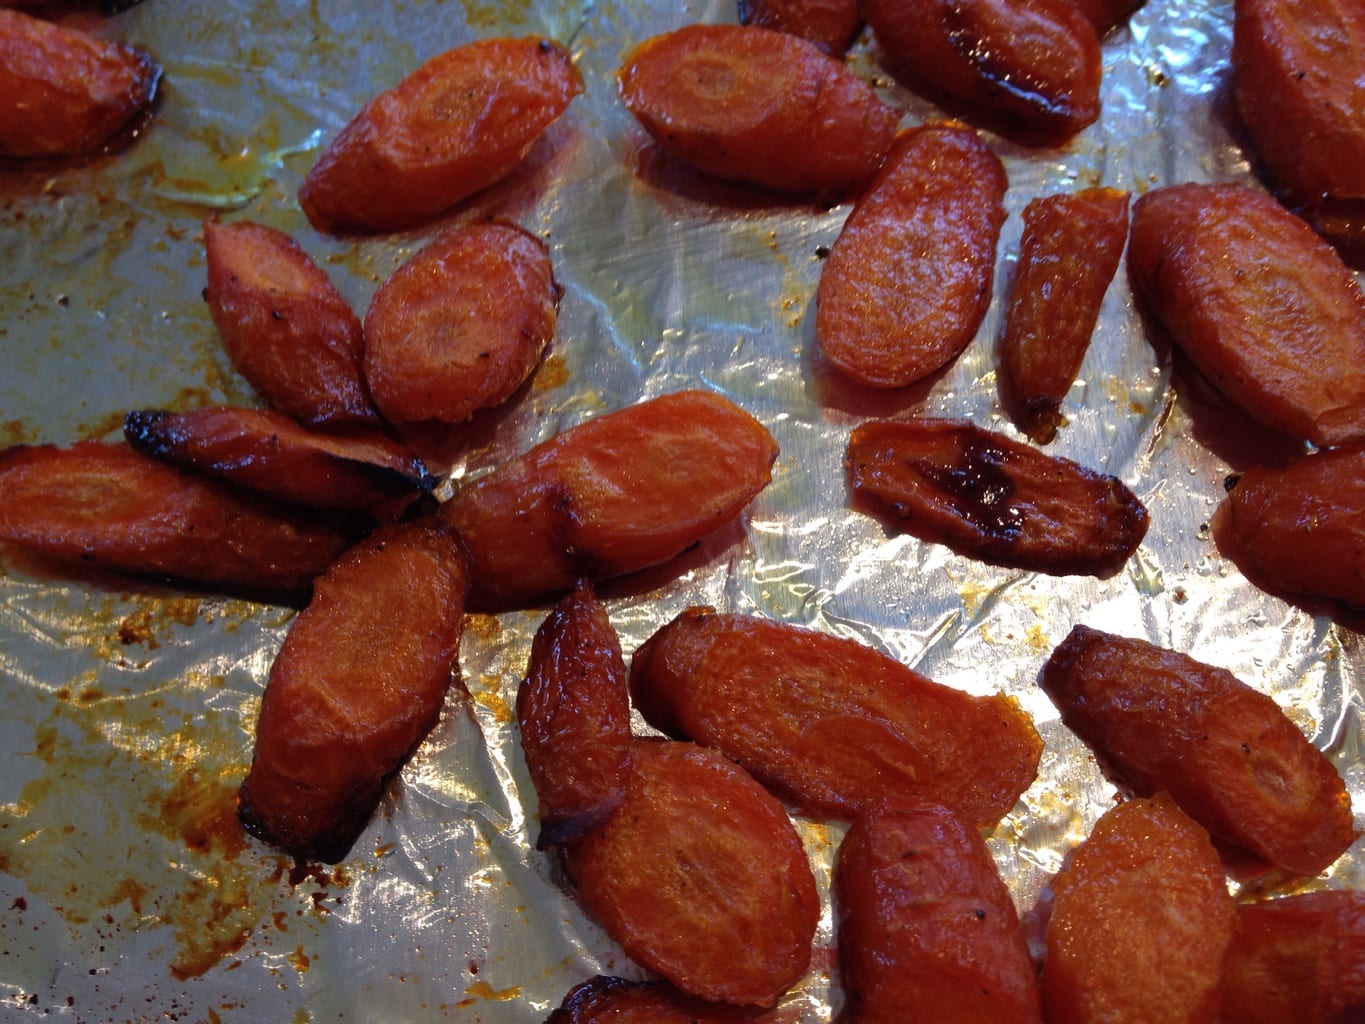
xmin=546 ymin=975 xmax=762 ymax=1023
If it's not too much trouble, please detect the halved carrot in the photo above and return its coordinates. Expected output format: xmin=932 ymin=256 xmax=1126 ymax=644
xmin=628 ymin=608 xmax=1042 ymax=826
xmin=299 ymin=36 xmax=582 ymax=233
xmin=998 ymin=188 xmax=1129 ymax=444
xmin=1128 ymin=183 xmax=1365 ymax=446
xmin=439 ymin=390 xmax=779 ymax=611
xmin=564 ymin=738 xmax=819 ymax=1007
xmin=846 ymin=418 xmax=1149 ymax=577
xmin=0 ymin=440 xmax=358 ymax=603
xmin=517 ymin=581 xmax=631 ymax=848
xmin=237 ymin=517 xmax=470 ymax=863
xmin=737 ymin=0 xmax=861 ymax=56
xmin=836 ymin=801 xmax=1043 ymax=1024
xmin=0 ymin=8 xmax=160 ymax=158
xmin=1040 ymin=625 xmax=1356 ymax=875
xmin=362 ymin=221 xmax=560 ymax=424
xmin=546 ymin=976 xmax=763 ymax=1024
xmin=1041 ymin=794 xmax=1237 ymax=1024
xmin=815 ymin=125 xmax=1007 ymax=388
xmin=616 ymin=24 xmax=897 ymax=198
xmin=122 ymin=406 xmax=432 ymax=513
xmin=204 ymin=218 xmax=380 ymax=431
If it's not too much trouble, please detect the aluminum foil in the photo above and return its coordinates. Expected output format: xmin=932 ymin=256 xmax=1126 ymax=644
xmin=0 ymin=0 xmax=1360 ymax=1020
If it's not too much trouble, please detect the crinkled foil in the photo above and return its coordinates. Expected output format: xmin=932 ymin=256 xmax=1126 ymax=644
xmin=0 ymin=0 xmax=1361 ymax=1020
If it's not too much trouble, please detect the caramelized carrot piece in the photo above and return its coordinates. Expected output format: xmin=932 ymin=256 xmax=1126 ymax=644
xmin=299 ymin=36 xmax=582 ymax=233
xmin=564 ymin=738 xmax=819 ymax=1007
xmin=835 ymin=801 xmax=1043 ymax=1024
xmin=122 ymin=406 xmax=432 ymax=513
xmin=816 ymin=125 xmax=1007 ymax=388
xmin=998 ymin=188 xmax=1130 ymax=444
xmin=439 ymin=390 xmax=779 ymax=611
xmin=616 ymin=24 xmax=898 ymax=198
xmin=845 ymin=418 xmax=1149 ymax=577
xmin=736 ymin=0 xmax=862 ymax=57
xmin=362 ymin=221 xmax=560 ymax=424
xmin=546 ymin=976 xmax=763 ymax=1024
xmin=1222 ymin=890 xmax=1365 ymax=1024
xmin=1040 ymin=625 xmax=1356 ymax=875
xmin=628 ymin=608 xmax=1042 ymax=826
xmin=1128 ymin=183 xmax=1365 ymax=446
xmin=863 ymin=0 xmax=1100 ymax=143
xmin=517 ymin=581 xmax=631 ymax=848
xmin=238 ymin=517 xmax=470 ymax=863
xmin=1216 ymin=444 xmax=1365 ymax=613
xmin=1042 ymin=794 xmax=1237 ymax=1024
xmin=0 ymin=440 xmax=357 ymax=602
xmin=0 ymin=9 xmax=159 ymax=158
xmin=1233 ymin=0 xmax=1365 ymax=264
xmin=204 ymin=218 xmax=380 ymax=431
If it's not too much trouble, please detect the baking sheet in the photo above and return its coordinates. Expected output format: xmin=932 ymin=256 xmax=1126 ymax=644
xmin=0 ymin=0 xmax=1361 ymax=1020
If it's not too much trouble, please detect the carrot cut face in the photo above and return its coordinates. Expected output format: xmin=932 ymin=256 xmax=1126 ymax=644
xmin=439 ymin=390 xmax=779 ymax=611
xmin=1128 ymin=183 xmax=1365 ymax=446
xmin=616 ymin=24 xmax=897 ymax=198
xmin=546 ymin=975 xmax=763 ymax=1024
xmin=628 ymin=608 xmax=1042 ymax=826
xmin=362 ymin=221 xmax=560 ymax=425
xmin=1042 ymin=794 xmax=1236 ymax=1024
xmin=517 ymin=581 xmax=631 ymax=848
xmin=998 ymin=188 xmax=1130 ymax=444
xmin=564 ymin=738 xmax=819 ymax=1007
xmin=846 ymin=418 xmax=1149 ymax=577
xmin=737 ymin=0 xmax=862 ymax=56
xmin=835 ymin=801 xmax=1043 ymax=1024
xmin=238 ymin=517 xmax=470 ymax=863
xmin=815 ymin=125 xmax=1007 ymax=388
xmin=203 ymin=218 xmax=379 ymax=431
xmin=0 ymin=9 xmax=160 ymax=158
xmin=299 ymin=36 xmax=582 ymax=233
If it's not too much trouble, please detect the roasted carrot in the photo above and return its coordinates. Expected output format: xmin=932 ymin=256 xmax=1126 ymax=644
xmin=299 ymin=36 xmax=582 ymax=233
xmin=998 ymin=188 xmax=1130 ymax=444
xmin=439 ymin=390 xmax=779 ymax=611
xmin=737 ymin=0 xmax=861 ymax=56
xmin=1040 ymin=625 xmax=1356 ymax=876
xmin=122 ymin=406 xmax=432 ymax=513
xmin=816 ymin=125 xmax=1007 ymax=388
xmin=628 ymin=608 xmax=1042 ymax=826
xmin=1041 ymin=794 xmax=1237 ymax=1024
xmin=615 ymin=24 xmax=898 ymax=198
xmin=564 ymin=738 xmax=819 ymax=1007
xmin=517 ymin=581 xmax=631 ymax=848
xmin=846 ymin=418 xmax=1149 ymax=577
xmin=203 ymin=218 xmax=380 ymax=431
xmin=237 ymin=517 xmax=470 ymax=863
xmin=0 ymin=8 xmax=159 ymax=158
xmin=546 ymin=976 xmax=763 ymax=1024
xmin=0 ymin=440 xmax=358 ymax=602
xmin=1128 ymin=183 xmax=1365 ymax=446
xmin=835 ymin=801 xmax=1043 ymax=1024
xmin=362 ymin=221 xmax=560 ymax=424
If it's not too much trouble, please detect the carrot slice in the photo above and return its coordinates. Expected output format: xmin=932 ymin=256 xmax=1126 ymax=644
xmin=628 ymin=608 xmax=1042 ymax=826
xmin=122 ymin=406 xmax=432 ymax=513
xmin=1128 ymin=183 xmax=1365 ymax=446
xmin=845 ymin=417 xmax=1149 ymax=577
xmin=815 ymin=125 xmax=1007 ymax=388
xmin=0 ymin=440 xmax=358 ymax=602
xmin=0 ymin=8 xmax=160 ymax=158
xmin=835 ymin=801 xmax=1043 ymax=1024
xmin=998 ymin=188 xmax=1130 ymax=444
xmin=237 ymin=517 xmax=470 ymax=863
xmin=616 ymin=24 xmax=898 ymax=198
xmin=1040 ymin=624 xmax=1356 ymax=875
xmin=564 ymin=738 xmax=819 ymax=1007
xmin=1042 ymin=794 xmax=1237 ymax=1024
xmin=547 ymin=976 xmax=763 ymax=1024
xmin=362 ymin=221 xmax=560 ymax=424
xmin=299 ymin=36 xmax=582 ymax=233
xmin=1233 ymin=0 xmax=1365 ymax=264
xmin=737 ymin=0 xmax=861 ymax=56
xmin=204 ymin=218 xmax=379 ymax=431
xmin=517 ymin=581 xmax=631 ymax=848
xmin=439 ymin=390 xmax=779 ymax=611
